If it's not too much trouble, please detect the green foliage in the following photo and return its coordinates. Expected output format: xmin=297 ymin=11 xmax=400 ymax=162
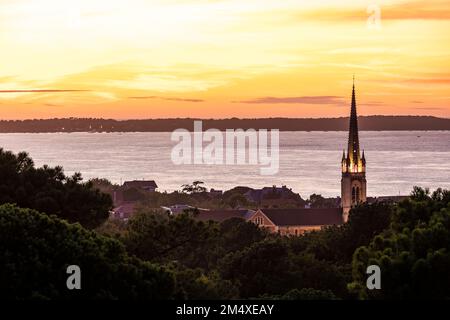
xmin=124 ymin=210 xmax=219 ymax=269
xmin=0 ymin=204 xmax=174 ymax=299
xmin=171 ymin=266 xmax=239 ymax=300
xmin=218 ymin=217 xmax=267 ymax=253
xmin=219 ymin=239 xmax=348 ymax=298
xmin=308 ymin=194 xmax=337 ymax=208
xmin=350 ymin=187 xmax=450 ymax=299
xmin=0 ymin=148 xmax=112 ymax=228
xmin=181 ymin=181 xmax=207 ymax=194
xmin=223 ymin=192 xmax=251 ymax=209
xmin=263 ymin=288 xmax=338 ymax=300
xmin=289 ymin=201 xmax=393 ymax=264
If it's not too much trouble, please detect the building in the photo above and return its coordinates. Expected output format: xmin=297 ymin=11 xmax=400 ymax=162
xmin=248 ymin=208 xmax=343 ymax=235
xmin=161 ymin=204 xmax=198 ymax=215
xmin=192 ymin=207 xmax=342 ymax=236
xmin=341 ymin=78 xmax=367 ymax=222
xmin=191 ymin=79 xmax=369 ymax=236
xmin=123 ymin=180 xmax=158 ymax=192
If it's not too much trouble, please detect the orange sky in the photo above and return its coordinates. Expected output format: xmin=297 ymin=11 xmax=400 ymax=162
xmin=0 ymin=0 xmax=449 ymax=119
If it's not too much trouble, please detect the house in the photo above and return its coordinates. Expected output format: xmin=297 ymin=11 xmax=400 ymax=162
xmin=123 ymin=180 xmax=158 ymax=192
xmin=248 ymin=208 xmax=343 ymax=236
xmin=245 ymin=185 xmax=291 ymax=203
xmin=161 ymin=204 xmax=197 ymax=215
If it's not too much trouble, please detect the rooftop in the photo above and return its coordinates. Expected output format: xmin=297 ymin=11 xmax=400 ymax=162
xmin=259 ymin=208 xmax=343 ymax=226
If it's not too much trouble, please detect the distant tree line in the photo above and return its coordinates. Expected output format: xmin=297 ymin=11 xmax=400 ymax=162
xmin=0 ymin=116 xmax=449 ymax=132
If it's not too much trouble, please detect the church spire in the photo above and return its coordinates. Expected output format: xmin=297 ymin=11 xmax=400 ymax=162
xmin=341 ymin=76 xmax=367 ymax=223
xmin=347 ymin=76 xmax=360 ymax=168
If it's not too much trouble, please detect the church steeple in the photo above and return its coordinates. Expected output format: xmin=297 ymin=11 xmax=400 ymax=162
xmin=346 ymin=76 xmax=365 ymax=172
xmin=341 ymin=77 xmax=367 ymax=223
xmin=346 ymin=76 xmax=363 ymax=173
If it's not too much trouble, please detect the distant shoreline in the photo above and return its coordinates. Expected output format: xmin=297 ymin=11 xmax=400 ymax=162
xmin=0 ymin=115 xmax=449 ymax=132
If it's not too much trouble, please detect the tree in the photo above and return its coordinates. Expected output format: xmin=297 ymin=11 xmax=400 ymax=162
xmin=308 ymin=194 xmax=337 ymax=208
xmin=263 ymin=288 xmax=338 ymax=300
xmin=124 ymin=210 xmax=219 ymax=269
xmin=171 ymin=266 xmax=239 ymax=300
xmin=289 ymin=201 xmax=393 ymax=264
xmin=218 ymin=239 xmax=347 ymax=298
xmin=218 ymin=217 xmax=267 ymax=253
xmin=181 ymin=181 xmax=207 ymax=194
xmin=0 ymin=148 xmax=112 ymax=228
xmin=223 ymin=193 xmax=250 ymax=209
xmin=349 ymin=188 xmax=450 ymax=299
xmin=0 ymin=204 xmax=175 ymax=299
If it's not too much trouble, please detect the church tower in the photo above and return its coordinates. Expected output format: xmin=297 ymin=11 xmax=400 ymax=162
xmin=341 ymin=77 xmax=366 ymax=222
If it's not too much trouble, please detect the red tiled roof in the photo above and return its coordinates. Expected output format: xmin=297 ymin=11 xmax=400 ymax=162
xmin=259 ymin=208 xmax=343 ymax=226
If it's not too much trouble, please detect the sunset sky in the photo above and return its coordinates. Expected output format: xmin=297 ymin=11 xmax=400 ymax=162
xmin=0 ymin=0 xmax=449 ymax=119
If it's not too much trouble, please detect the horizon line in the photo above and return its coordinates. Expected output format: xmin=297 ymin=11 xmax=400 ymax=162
xmin=0 ymin=115 xmax=449 ymax=121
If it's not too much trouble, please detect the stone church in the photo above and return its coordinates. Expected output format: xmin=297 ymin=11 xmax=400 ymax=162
xmin=246 ymin=79 xmax=368 ymax=235
xmin=196 ymin=79 xmax=368 ymax=236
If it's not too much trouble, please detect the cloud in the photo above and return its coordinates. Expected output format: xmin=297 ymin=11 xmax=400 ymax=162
xmin=234 ymin=96 xmax=345 ymax=105
xmin=361 ymin=101 xmax=384 ymax=107
xmin=403 ymin=78 xmax=450 ymax=84
xmin=0 ymin=89 xmax=90 ymax=93
xmin=44 ymin=103 xmax=63 ymax=107
xmin=414 ymin=107 xmax=444 ymax=110
xmin=128 ymin=96 xmax=204 ymax=102
xmin=297 ymin=0 xmax=450 ymax=22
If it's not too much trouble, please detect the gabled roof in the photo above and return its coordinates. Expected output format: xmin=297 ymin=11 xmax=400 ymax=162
xmin=123 ymin=180 xmax=158 ymax=188
xmin=195 ymin=209 xmax=253 ymax=223
xmin=259 ymin=208 xmax=343 ymax=226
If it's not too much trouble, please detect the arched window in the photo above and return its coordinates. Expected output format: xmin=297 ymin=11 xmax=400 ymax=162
xmin=356 ymin=187 xmax=360 ymax=203
xmin=352 ymin=186 xmax=356 ymax=204
xmin=255 ymin=217 xmax=264 ymax=225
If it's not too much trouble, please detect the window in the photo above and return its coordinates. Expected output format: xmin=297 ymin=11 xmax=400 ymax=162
xmin=352 ymin=186 xmax=356 ymax=204
xmin=255 ymin=217 xmax=264 ymax=225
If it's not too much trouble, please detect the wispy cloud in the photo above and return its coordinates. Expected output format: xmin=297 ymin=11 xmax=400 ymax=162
xmin=414 ymin=107 xmax=444 ymax=110
xmin=403 ymin=78 xmax=450 ymax=84
xmin=234 ymin=96 xmax=345 ymax=105
xmin=297 ymin=0 xmax=450 ymax=21
xmin=0 ymin=89 xmax=90 ymax=93
xmin=128 ymin=96 xmax=204 ymax=102
xmin=44 ymin=103 xmax=63 ymax=107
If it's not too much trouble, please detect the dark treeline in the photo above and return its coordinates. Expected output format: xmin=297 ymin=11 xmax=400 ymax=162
xmin=0 ymin=116 xmax=449 ymax=132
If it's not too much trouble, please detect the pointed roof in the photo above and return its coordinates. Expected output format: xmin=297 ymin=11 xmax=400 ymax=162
xmin=347 ymin=76 xmax=361 ymax=165
xmin=258 ymin=208 xmax=343 ymax=226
